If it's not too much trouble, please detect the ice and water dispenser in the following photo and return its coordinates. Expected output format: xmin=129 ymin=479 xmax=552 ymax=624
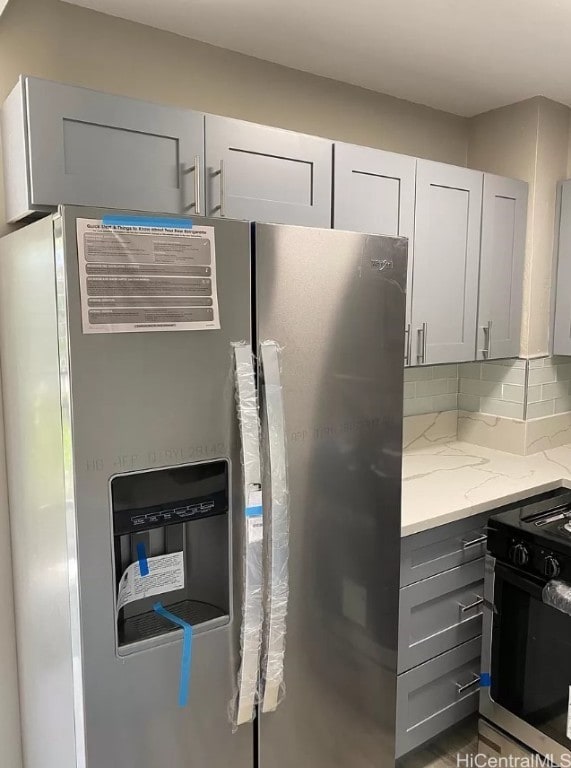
xmin=111 ymin=460 xmax=230 ymax=652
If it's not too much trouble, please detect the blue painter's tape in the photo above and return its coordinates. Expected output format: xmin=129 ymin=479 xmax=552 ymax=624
xmin=246 ymin=505 xmax=263 ymax=518
xmin=102 ymin=215 xmax=193 ymax=229
xmin=137 ymin=542 xmax=149 ymax=577
xmin=153 ymin=602 xmax=193 ymax=708
xmin=480 ymin=673 xmax=491 ymax=688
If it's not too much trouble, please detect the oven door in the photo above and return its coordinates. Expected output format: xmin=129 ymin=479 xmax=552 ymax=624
xmin=481 ymin=554 xmax=571 ymax=763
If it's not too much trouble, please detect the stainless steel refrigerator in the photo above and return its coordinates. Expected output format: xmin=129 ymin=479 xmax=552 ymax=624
xmin=0 ymin=206 xmax=406 ymax=768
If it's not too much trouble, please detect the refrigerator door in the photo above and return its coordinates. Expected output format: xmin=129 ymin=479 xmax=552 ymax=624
xmin=255 ymin=224 xmax=406 ymax=768
xmin=59 ymin=208 xmax=254 ymax=768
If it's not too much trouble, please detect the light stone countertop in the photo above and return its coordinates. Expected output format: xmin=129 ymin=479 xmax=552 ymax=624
xmin=401 ymin=412 xmax=571 ymax=537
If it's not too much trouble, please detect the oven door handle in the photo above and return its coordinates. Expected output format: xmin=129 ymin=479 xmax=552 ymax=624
xmin=494 ymin=561 xmax=546 ymax=600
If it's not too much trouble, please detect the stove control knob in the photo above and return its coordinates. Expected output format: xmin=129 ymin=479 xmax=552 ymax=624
xmin=544 ymin=555 xmax=561 ymax=579
xmin=509 ymin=543 xmax=530 ymax=567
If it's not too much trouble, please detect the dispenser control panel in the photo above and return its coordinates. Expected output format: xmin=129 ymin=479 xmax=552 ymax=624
xmin=111 ymin=461 xmax=229 ymax=536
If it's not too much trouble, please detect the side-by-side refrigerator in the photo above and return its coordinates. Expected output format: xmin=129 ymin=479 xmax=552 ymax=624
xmin=0 ymin=206 xmax=406 ymax=768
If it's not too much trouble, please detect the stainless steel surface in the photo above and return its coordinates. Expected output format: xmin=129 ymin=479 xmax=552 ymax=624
xmin=480 ymin=553 xmax=569 ymax=764
xmin=458 ymin=596 xmax=484 ymax=613
xmin=404 ymin=323 xmax=412 ymax=366
xmin=455 ymin=674 xmax=481 ymax=694
xmin=259 ymin=341 xmax=289 ymax=715
xmin=193 ymin=155 xmax=202 ymax=215
xmin=55 ymin=215 xmax=88 ymax=768
xmin=3 ymin=208 xmax=255 ymax=768
xmin=462 ymin=534 xmax=488 ymax=549
xmin=233 ymin=343 xmax=264 ymax=726
xmin=417 ymin=322 xmax=427 ymax=364
xmin=0 ymin=217 xmax=79 ymax=768
xmin=255 ymin=224 xmax=407 ymax=768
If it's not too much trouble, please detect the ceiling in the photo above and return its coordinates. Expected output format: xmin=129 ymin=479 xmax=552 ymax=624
xmin=62 ymin=0 xmax=571 ymax=117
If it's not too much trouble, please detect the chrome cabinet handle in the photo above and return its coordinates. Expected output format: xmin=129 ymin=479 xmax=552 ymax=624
xmin=416 ymin=322 xmax=427 ymax=364
xmin=259 ymin=340 xmax=289 ymax=714
xmin=461 ymin=534 xmax=487 ymax=549
xmin=480 ymin=320 xmax=493 ymax=359
xmin=193 ymin=155 xmax=202 ymax=216
xmin=232 ymin=343 xmax=264 ymax=727
xmin=458 ymin=595 xmax=484 ymax=613
xmin=404 ymin=324 xmax=412 ymax=366
xmin=214 ymin=159 xmax=226 ymax=217
xmin=455 ymin=674 xmax=481 ymax=694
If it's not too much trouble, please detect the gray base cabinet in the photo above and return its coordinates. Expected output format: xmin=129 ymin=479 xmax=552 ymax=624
xmin=396 ymin=636 xmax=482 ymax=758
xmin=205 ymin=115 xmax=332 ymax=226
xmin=397 ymin=512 xmax=490 ymax=758
xmin=1 ymin=77 xmax=205 ymax=222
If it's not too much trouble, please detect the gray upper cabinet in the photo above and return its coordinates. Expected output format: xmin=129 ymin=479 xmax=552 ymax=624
xmin=1 ymin=76 xmax=204 ymax=222
xmin=333 ymin=142 xmax=416 ymax=361
xmin=554 ymin=180 xmax=571 ymax=356
xmin=412 ymin=161 xmax=483 ymax=365
xmin=204 ymin=115 xmax=332 ymax=226
xmin=477 ymin=175 xmax=527 ymax=360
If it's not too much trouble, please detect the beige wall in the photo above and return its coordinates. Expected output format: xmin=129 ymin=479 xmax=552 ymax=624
xmin=0 ymin=0 xmax=470 ymax=238
xmin=468 ymin=97 xmax=570 ymax=358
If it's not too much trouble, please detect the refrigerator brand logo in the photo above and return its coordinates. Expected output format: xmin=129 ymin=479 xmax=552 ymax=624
xmin=371 ymin=258 xmax=393 ymax=271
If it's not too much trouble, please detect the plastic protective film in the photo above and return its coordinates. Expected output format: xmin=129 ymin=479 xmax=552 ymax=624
xmin=543 ymin=579 xmax=571 ymax=615
xmin=259 ymin=341 xmax=290 ymax=713
xmin=231 ymin=342 xmax=264 ymax=729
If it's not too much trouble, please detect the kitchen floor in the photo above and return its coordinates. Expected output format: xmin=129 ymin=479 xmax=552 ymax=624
xmin=399 ymin=717 xmax=478 ymax=768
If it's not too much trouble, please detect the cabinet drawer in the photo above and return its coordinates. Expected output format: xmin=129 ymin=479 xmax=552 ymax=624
xmin=401 ymin=513 xmax=489 ymax=586
xmin=398 ymin=558 xmax=484 ymax=672
xmin=396 ymin=636 xmax=482 ymax=758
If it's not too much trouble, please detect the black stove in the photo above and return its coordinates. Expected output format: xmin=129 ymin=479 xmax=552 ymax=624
xmin=487 ymin=486 xmax=571 ymax=581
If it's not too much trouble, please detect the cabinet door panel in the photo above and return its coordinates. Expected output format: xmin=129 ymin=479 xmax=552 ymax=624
xmin=205 ymin=115 xmax=332 ymax=226
xmin=333 ymin=143 xmax=416 ymax=330
xmin=412 ymin=161 xmax=483 ymax=364
xmin=25 ymin=77 xmax=204 ymax=215
xmin=478 ymin=175 xmax=527 ymax=360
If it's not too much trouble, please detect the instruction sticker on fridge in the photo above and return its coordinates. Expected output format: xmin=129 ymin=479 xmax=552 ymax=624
xmin=76 ymin=218 xmax=220 ymax=333
xmin=117 ymin=551 xmax=185 ymax=612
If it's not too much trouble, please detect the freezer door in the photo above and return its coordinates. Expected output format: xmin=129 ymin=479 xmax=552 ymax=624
xmin=59 ymin=209 xmax=254 ymax=768
xmin=255 ymin=225 xmax=406 ymax=768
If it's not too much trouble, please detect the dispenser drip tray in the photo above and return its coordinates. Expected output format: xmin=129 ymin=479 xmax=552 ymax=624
xmin=119 ymin=599 xmax=227 ymax=645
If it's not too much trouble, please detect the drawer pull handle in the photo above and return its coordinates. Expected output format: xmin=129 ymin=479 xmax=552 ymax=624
xmin=455 ymin=674 xmax=481 ymax=695
xmin=461 ymin=534 xmax=487 ymax=549
xmin=458 ymin=595 xmax=484 ymax=613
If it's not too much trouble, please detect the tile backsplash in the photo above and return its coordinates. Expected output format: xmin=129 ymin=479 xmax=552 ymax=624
xmin=404 ymin=357 xmax=571 ymax=420
xmin=458 ymin=360 xmax=526 ymax=419
xmin=403 ymin=365 xmax=458 ymax=416
xmin=526 ymin=357 xmax=571 ymax=418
